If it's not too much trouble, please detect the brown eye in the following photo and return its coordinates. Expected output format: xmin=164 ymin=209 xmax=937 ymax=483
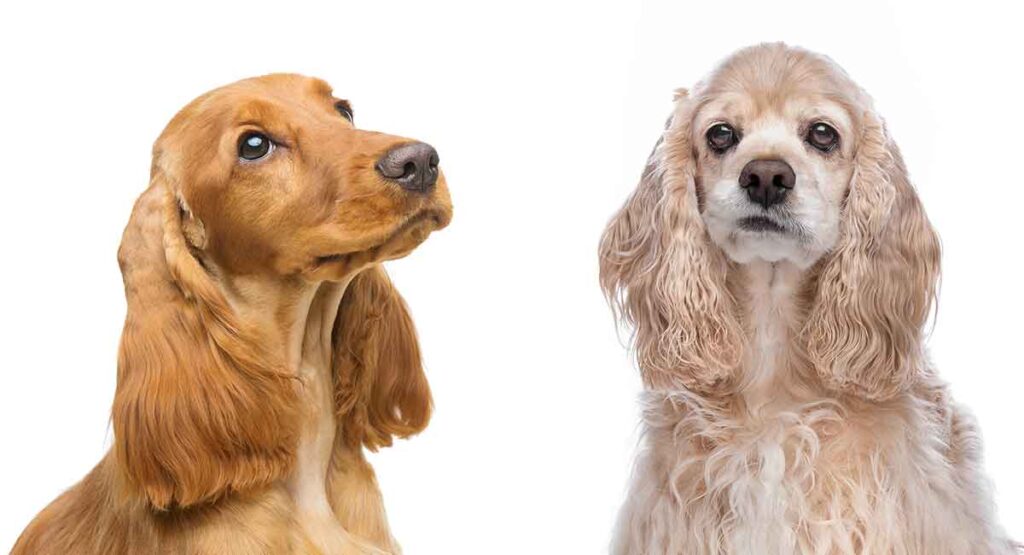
xmin=334 ymin=101 xmax=353 ymax=122
xmin=706 ymin=123 xmax=738 ymax=153
xmin=806 ymin=122 xmax=839 ymax=152
xmin=238 ymin=132 xmax=273 ymax=161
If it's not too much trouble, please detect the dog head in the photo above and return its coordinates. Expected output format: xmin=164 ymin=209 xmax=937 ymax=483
xmin=112 ymin=74 xmax=450 ymax=509
xmin=600 ymin=44 xmax=939 ymax=399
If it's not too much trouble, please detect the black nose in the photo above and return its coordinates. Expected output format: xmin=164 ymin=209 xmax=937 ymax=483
xmin=376 ymin=142 xmax=439 ymax=193
xmin=739 ymin=159 xmax=796 ymax=209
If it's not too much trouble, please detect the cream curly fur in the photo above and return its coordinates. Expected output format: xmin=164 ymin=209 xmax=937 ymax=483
xmin=600 ymin=43 xmax=1017 ymax=555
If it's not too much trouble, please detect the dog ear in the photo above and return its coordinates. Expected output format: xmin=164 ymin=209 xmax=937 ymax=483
xmin=111 ymin=174 xmax=299 ymax=510
xmin=599 ymin=89 xmax=742 ymax=394
xmin=805 ymin=110 xmax=941 ymax=401
xmin=333 ymin=266 xmax=432 ymax=450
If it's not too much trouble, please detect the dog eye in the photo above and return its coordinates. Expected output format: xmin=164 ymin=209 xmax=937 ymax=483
xmin=706 ymin=123 xmax=738 ymax=153
xmin=334 ymin=101 xmax=353 ymax=122
xmin=238 ymin=132 xmax=274 ymax=161
xmin=806 ymin=122 xmax=839 ymax=152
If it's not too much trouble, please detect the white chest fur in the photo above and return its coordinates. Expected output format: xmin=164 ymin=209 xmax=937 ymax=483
xmin=620 ymin=390 xmax=1010 ymax=555
xmin=287 ymin=357 xmax=338 ymax=516
xmin=627 ymin=391 xmax=847 ymax=554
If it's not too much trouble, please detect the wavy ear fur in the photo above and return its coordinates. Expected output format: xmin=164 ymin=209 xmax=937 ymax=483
xmin=112 ymin=174 xmax=299 ymax=510
xmin=805 ymin=110 xmax=941 ymax=401
xmin=333 ymin=266 xmax=432 ymax=450
xmin=599 ymin=90 xmax=742 ymax=394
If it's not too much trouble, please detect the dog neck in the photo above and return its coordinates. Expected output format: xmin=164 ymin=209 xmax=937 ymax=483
xmin=731 ymin=259 xmax=807 ymax=407
xmin=218 ymin=273 xmax=352 ymax=521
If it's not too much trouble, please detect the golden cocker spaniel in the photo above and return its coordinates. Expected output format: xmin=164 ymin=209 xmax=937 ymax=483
xmin=13 ymin=74 xmax=451 ymax=554
xmin=600 ymin=43 xmax=1017 ymax=554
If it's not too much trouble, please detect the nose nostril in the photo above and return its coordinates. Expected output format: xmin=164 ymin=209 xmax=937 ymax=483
xmin=402 ymin=161 xmax=417 ymax=178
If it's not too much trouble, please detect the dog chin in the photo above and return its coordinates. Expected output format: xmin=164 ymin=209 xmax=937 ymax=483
xmin=375 ymin=215 xmax=440 ymax=261
xmin=715 ymin=230 xmax=821 ymax=269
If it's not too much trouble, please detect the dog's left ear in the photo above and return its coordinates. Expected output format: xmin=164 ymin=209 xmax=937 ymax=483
xmin=806 ymin=109 xmax=941 ymax=401
xmin=333 ymin=266 xmax=432 ymax=450
xmin=113 ymin=176 xmax=299 ymax=510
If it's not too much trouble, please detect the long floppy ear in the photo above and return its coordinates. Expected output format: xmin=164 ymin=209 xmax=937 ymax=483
xmin=805 ymin=109 xmax=940 ymax=401
xmin=112 ymin=174 xmax=299 ymax=510
xmin=598 ymin=90 xmax=742 ymax=394
xmin=333 ymin=265 xmax=432 ymax=450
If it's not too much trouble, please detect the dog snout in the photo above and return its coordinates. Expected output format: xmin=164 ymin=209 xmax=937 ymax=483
xmin=739 ymin=159 xmax=795 ymax=209
xmin=375 ymin=142 xmax=439 ymax=193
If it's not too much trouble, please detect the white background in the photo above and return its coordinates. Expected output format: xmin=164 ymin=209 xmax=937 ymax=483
xmin=1 ymin=1 xmax=1021 ymax=553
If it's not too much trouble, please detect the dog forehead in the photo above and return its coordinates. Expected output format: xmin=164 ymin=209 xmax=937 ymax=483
xmin=695 ymin=45 xmax=859 ymax=110
xmin=159 ymin=78 xmax=349 ymax=157
xmin=236 ymin=73 xmax=335 ymax=100
xmin=211 ymin=75 xmax=337 ymax=119
xmin=226 ymin=75 xmax=338 ymax=118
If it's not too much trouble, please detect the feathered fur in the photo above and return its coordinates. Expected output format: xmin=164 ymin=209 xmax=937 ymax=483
xmin=13 ymin=74 xmax=452 ymax=555
xmin=600 ymin=43 xmax=1016 ymax=555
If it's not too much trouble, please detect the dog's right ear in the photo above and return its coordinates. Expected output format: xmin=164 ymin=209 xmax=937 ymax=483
xmin=598 ymin=89 xmax=742 ymax=394
xmin=111 ymin=172 xmax=299 ymax=510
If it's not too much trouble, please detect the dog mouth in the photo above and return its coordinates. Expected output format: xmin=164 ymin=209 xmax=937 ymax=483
xmin=312 ymin=209 xmax=448 ymax=269
xmin=737 ymin=215 xmax=787 ymax=234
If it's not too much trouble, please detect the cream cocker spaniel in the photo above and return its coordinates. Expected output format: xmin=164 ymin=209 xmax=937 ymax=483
xmin=600 ymin=43 xmax=1017 ymax=555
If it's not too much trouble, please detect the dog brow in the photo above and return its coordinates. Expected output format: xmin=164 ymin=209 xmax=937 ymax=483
xmin=308 ymin=77 xmax=334 ymax=99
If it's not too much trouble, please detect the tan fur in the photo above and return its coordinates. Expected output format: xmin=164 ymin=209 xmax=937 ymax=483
xmin=13 ymin=74 xmax=452 ymax=554
xmin=334 ymin=267 xmax=432 ymax=451
xmin=601 ymin=43 xmax=1017 ymax=554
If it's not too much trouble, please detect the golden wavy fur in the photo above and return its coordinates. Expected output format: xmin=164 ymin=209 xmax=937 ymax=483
xmin=600 ymin=43 xmax=1017 ymax=554
xmin=13 ymin=74 xmax=451 ymax=554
